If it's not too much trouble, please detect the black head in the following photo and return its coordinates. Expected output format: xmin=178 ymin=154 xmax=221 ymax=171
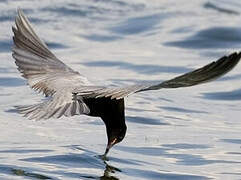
xmin=84 ymin=97 xmax=126 ymax=156
xmin=104 ymin=125 xmax=127 ymax=156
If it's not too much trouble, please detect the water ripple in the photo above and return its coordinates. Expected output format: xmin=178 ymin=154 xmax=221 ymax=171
xmin=82 ymin=34 xmax=122 ymax=42
xmin=42 ymin=7 xmax=90 ymax=17
xmin=220 ymin=139 xmax=241 ymax=144
xmin=1 ymin=1 xmax=241 ymax=179
xmin=126 ymin=116 xmax=170 ymax=125
xmin=110 ymin=13 xmax=164 ymax=35
xmin=204 ymin=2 xmax=239 ymax=15
xmin=117 ymin=145 xmax=241 ymax=166
xmin=21 ymin=153 xmax=105 ymax=169
xmin=0 ymin=164 xmax=54 ymax=180
xmin=122 ymin=168 xmax=212 ymax=180
xmin=0 ymin=40 xmax=12 ymax=53
xmin=0 ymin=149 xmax=53 ymax=154
xmin=202 ymin=88 xmax=241 ymax=101
xmin=161 ymin=143 xmax=211 ymax=149
xmin=160 ymin=106 xmax=208 ymax=114
xmin=0 ymin=77 xmax=25 ymax=87
xmin=165 ymin=27 xmax=241 ymax=49
xmin=82 ymin=60 xmax=192 ymax=75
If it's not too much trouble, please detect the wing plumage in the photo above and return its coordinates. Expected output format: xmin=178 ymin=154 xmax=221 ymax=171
xmin=74 ymin=52 xmax=241 ymax=100
xmin=12 ymin=9 xmax=91 ymax=118
xmin=12 ymin=9 xmax=240 ymax=120
xmin=16 ymin=90 xmax=90 ymax=120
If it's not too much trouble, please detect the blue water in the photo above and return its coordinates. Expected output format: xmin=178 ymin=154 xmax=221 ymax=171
xmin=0 ymin=0 xmax=241 ymax=179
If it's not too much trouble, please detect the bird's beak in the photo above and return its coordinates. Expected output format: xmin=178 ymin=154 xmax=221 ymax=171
xmin=104 ymin=138 xmax=117 ymax=156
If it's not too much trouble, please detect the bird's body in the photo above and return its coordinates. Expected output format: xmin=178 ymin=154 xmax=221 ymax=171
xmin=12 ymin=9 xmax=241 ymax=155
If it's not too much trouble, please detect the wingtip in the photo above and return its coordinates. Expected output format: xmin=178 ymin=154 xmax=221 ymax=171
xmin=224 ymin=51 xmax=241 ymax=66
xmin=237 ymin=51 xmax=241 ymax=58
xmin=223 ymin=51 xmax=241 ymax=73
xmin=15 ymin=8 xmax=28 ymax=27
xmin=231 ymin=51 xmax=241 ymax=62
xmin=232 ymin=51 xmax=241 ymax=57
xmin=16 ymin=8 xmax=22 ymax=22
xmin=17 ymin=7 xmax=23 ymax=16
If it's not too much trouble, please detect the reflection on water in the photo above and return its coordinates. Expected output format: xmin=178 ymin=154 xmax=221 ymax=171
xmin=11 ymin=168 xmax=52 ymax=180
xmin=100 ymin=162 xmax=121 ymax=180
xmin=1 ymin=0 xmax=241 ymax=179
xmin=0 ymin=164 xmax=53 ymax=180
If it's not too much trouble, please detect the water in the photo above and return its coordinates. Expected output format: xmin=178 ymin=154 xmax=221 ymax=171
xmin=0 ymin=0 xmax=241 ymax=179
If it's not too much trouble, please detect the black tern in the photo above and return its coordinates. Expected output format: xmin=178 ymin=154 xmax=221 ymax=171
xmin=12 ymin=9 xmax=241 ymax=156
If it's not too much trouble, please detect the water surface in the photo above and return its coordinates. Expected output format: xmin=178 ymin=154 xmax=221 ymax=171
xmin=0 ymin=0 xmax=241 ymax=179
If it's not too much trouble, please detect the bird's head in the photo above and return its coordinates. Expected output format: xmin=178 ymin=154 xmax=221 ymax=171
xmin=104 ymin=126 xmax=127 ymax=156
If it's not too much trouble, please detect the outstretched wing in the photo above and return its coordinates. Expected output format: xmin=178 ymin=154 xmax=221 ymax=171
xmin=74 ymin=52 xmax=241 ymax=100
xmin=12 ymin=9 xmax=91 ymax=118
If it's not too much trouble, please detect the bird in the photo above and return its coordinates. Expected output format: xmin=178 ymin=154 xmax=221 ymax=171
xmin=12 ymin=9 xmax=241 ymax=156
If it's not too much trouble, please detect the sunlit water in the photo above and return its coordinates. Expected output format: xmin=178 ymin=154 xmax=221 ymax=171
xmin=0 ymin=0 xmax=241 ymax=179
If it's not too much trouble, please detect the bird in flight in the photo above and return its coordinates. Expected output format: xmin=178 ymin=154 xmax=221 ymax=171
xmin=12 ymin=9 xmax=240 ymax=156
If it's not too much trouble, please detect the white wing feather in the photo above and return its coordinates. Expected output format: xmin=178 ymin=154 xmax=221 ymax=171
xmin=13 ymin=9 xmax=91 ymax=119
